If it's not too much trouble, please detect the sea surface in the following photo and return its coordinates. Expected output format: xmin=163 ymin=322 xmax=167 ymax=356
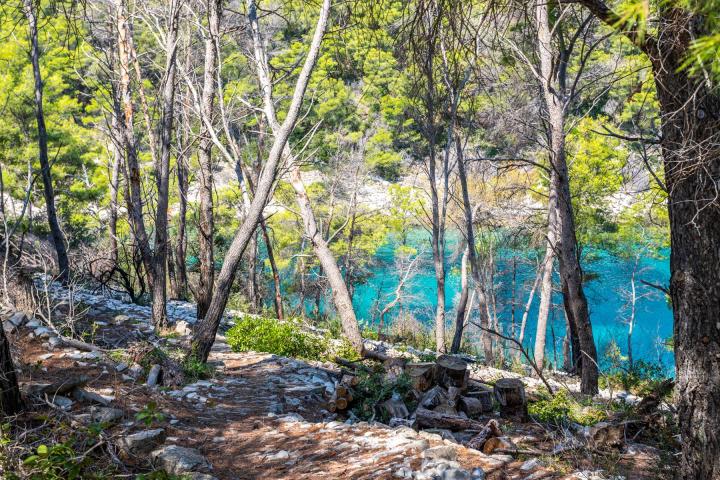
xmin=348 ymin=230 xmax=674 ymax=373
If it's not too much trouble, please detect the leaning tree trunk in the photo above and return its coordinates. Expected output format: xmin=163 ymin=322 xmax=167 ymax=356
xmin=190 ymin=0 xmax=331 ymax=362
xmin=23 ymin=0 xmax=70 ymax=284
xmin=536 ymin=1 xmax=597 ymax=394
xmin=450 ymin=246 xmax=470 ymax=353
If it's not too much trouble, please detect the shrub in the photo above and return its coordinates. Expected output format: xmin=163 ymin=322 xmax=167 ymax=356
xmin=528 ymin=390 xmax=608 ymax=426
xmin=600 ymin=360 xmax=668 ymax=396
xmin=226 ymin=316 xmax=327 ymax=360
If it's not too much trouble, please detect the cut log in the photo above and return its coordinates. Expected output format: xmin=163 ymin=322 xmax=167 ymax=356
xmin=383 ymin=357 xmax=407 ymax=382
xmin=433 ymin=403 xmax=459 ymax=416
xmin=493 ymin=378 xmax=527 ymax=419
xmin=414 ymin=406 xmax=483 ymax=431
xmin=335 ymin=397 xmax=348 ymax=410
xmin=340 ymin=374 xmax=359 ymax=387
xmin=459 ymin=396 xmax=486 ymax=418
xmin=435 ymin=355 xmax=469 ymax=390
xmin=465 ymin=419 xmax=503 ymax=451
xmin=482 ymin=436 xmax=518 ymax=454
xmin=382 ymin=395 xmax=409 ymax=419
xmin=420 ymin=385 xmax=448 ymax=409
xmin=588 ymin=421 xmax=625 ymax=447
xmin=465 ymin=385 xmax=494 ymax=413
xmin=325 ymin=400 xmax=337 ymax=413
xmin=405 ymin=362 xmax=436 ymax=392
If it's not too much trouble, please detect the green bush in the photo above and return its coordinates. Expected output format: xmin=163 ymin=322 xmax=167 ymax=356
xmin=600 ymin=360 xmax=667 ymax=396
xmin=226 ymin=316 xmax=327 ymax=360
xmin=528 ymin=390 xmax=608 ymax=426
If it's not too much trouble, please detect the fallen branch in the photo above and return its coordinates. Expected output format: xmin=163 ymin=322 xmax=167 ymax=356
xmin=469 ymin=321 xmax=554 ymax=394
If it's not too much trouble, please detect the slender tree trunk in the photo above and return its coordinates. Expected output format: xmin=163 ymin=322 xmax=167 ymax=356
xmin=108 ymin=114 xmax=122 ymax=265
xmin=150 ymin=0 xmax=181 ymax=329
xmin=23 ymin=0 xmax=70 ymax=284
xmin=190 ymin=0 xmax=332 ymax=361
xmin=261 ymin=223 xmax=284 ymax=320
xmin=517 ymin=264 xmax=542 ymax=359
xmin=247 ymin=235 xmax=259 ymax=312
xmin=536 ymin=1 xmax=598 ymax=394
xmin=196 ymin=0 xmax=222 ymax=320
xmin=534 ymin=181 xmax=558 ymax=370
xmin=116 ymin=0 xmax=154 ymax=290
xmin=450 ymin=245 xmax=469 ymax=353
xmin=173 ymin=108 xmax=189 ymax=300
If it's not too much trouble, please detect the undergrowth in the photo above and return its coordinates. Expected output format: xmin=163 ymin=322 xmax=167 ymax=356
xmin=226 ymin=316 xmax=327 ymax=360
xmin=528 ymin=390 xmax=608 ymax=426
xmin=351 ymin=370 xmax=415 ymax=422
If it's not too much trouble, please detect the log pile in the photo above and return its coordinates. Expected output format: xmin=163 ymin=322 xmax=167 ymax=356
xmin=324 ymin=374 xmax=357 ymax=412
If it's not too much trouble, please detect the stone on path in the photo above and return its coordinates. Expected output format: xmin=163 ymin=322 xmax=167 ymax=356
xmin=150 ymin=445 xmax=212 ymax=475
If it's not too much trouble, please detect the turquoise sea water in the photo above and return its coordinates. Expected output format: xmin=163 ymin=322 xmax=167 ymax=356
xmin=348 ymin=230 xmax=674 ymax=372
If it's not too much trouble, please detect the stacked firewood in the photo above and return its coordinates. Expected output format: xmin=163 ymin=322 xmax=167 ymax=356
xmin=333 ymin=354 xmax=528 ymax=430
xmin=324 ymin=374 xmax=358 ymax=412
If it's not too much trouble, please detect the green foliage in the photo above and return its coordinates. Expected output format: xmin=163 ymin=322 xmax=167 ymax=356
xmin=528 ymin=390 xmax=608 ymax=426
xmin=226 ymin=316 xmax=328 ymax=360
xmin=21 ymin=442 xmax=90 ymax=480
xmin=600 ymin=360 xmax=668 ymax=396
xmin=135 ymin=401 xmax=166 ymax=427
xmin=351 ymin=370 xmax=415 ymax=422
xmin=182 ymin=357 xmax=215 ymax=382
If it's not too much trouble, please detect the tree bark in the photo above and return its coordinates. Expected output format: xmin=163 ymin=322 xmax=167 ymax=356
xmin=536 ymin=1 xmax=598 ymax=394
xmin=196 ymin=0 xmax=222 ymax=320
xmin=23 ymin=0 xmax=70 ymax=284
xmin=150 ymin=0 xmax=182 ymax=329
xmin=534 ymin=181 xmax=558 ymax=370
xmin=450 ymin=245 xmax=469 ymax=353
xmin=189 ymin=0 xmax=332 ymax=362
xmin=0 ymin=318 xmax=22 ymax=417
xmin=115 ymin=0 xmax=154 ymax=290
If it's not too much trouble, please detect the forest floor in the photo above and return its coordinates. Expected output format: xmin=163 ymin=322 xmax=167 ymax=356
xmin=2 ymin=285 xmax=678 ymax=479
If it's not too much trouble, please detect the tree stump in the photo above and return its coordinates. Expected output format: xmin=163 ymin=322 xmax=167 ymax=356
xmin=405 ymin=362 xmax=436 ymax=392
xmin=493 ymin=378 xmax=527 ymax=420
xmin=435 ymin=355 xmax=469 ymax=390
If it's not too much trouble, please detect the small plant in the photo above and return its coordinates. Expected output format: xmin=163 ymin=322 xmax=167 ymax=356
xmin=182 ymin=357 xmax=215 ymax=381
xmin=135 ymin=401 xmax=166 ymax=427
xmin=226 ymin=316 xmax=327 ymax=360
xmin=22 ymin=442 xmax=88 ymax=480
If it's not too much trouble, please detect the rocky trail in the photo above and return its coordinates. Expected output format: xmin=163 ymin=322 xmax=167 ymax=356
xmin=2 ymin=283 xmax=673 ymax=479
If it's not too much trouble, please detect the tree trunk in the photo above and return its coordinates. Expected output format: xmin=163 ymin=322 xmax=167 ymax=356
xmin=108 ymin=114 xmax=122 ymax=266
xmin=536 ymin=1 xmax=597 ymax=394
xmin=23 ymin=0 xmax=70 ymax=284
xmin=652 ymin=35 xmax=720 ymax=480
xmin=150 ymin=0 xmax=181 ymax=329
xmin=196 ymin=0 xmax=222 ymax=320
xmin=116 ymin=0 xmax=154 ymax=290
xmin=450 ymin=246 xmax=469 ymax=354
xmin=261 ymin=223 xmax=284 ymax=320
xmin=0 ymin=320 xmax=22 ymax=417
xmin=190 ymin=0 xmax=331 ymax=361
xmin=534 ymin=184 xmax=558 ymax=370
